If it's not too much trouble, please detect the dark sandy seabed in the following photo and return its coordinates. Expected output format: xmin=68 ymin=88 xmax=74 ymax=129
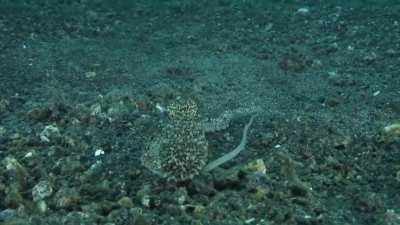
xmin=0 ymin=0 xmax=400 ymax=224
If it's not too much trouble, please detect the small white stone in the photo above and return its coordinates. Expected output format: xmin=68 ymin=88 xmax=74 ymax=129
xmin=155 ymin=103 xmax=166 ymax=113
xmin=347 ymin=45 xmax=354 ymax=51
xmin=94 ymin=148 xmax=105 ymax=157
xmin=40 ymin=135 xmax=50 ymax=143
xmin=245 ymin=218 xmax=256 ymax=224
xmin=297 ymin=7 xmax=309 ymax=14
xmin=24 ymin=151 xmax=33 ymax=158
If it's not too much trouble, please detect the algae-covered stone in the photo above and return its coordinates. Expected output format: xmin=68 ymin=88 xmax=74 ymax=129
xmin=0 ymin=126 xmax=6 ymax=137
xmin=137 ymin=185 xmax=152 ymax=208
xmin=243 ymin=159 xmax=267 ymax=175
xmin=0 ymin=97 xmax=10 ymax=113
xmin=118 ymin=196 xmax=134 ymax=208
xmin=26 ymin=107 xmax=52 ymax=121
xmin=36 ymin=200 xmax=48 ymax=213
xmin=107 ymin=207 xmax=146 ymax=225
xmin=32 ymin=180 xmax=53 ymax=202
xmin=54 ymin=187 xmax=80 ymax=209
xmin=39 ymin=124 xmax=61 ymax=143
xmin=253 ymin=186 xmax=269 ymax=202
xmin=4 ymin=184 xmax=24 ymax=208
xmin=63 ymin=211 xmax=96 ymax=225
xmin=3 ymin=156 xmax=28 ymax=189
xmin=383 ymin=123 xmax=400 ymax=138
xmin=0 ymin=209 xmax=18 ymax=222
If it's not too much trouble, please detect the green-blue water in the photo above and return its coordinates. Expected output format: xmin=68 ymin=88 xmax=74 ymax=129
xmin=0 ymin=1 xmax=399 ymax=225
